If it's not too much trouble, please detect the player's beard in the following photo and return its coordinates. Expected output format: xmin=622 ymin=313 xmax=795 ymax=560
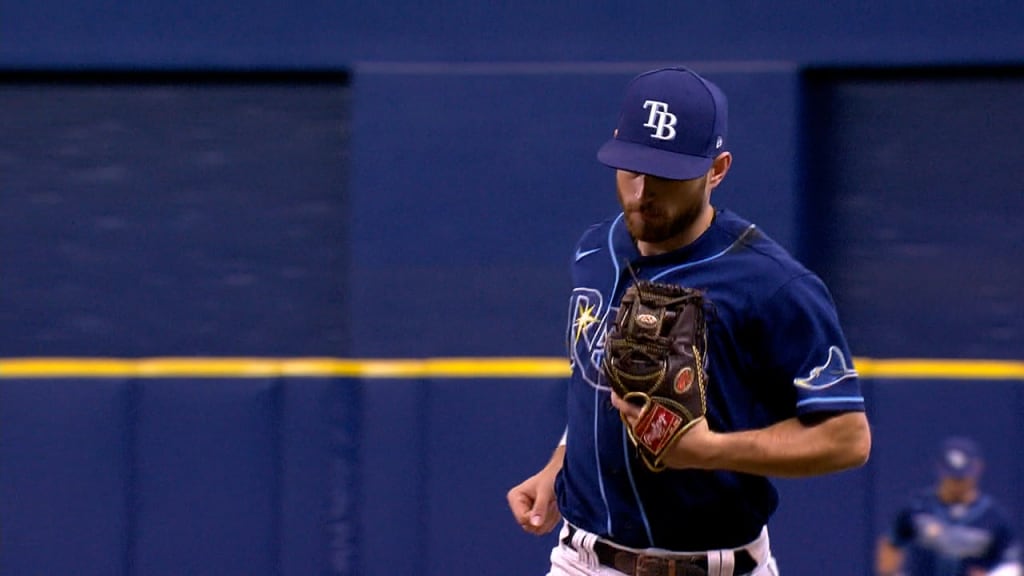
xmin=625 ymin=202 xmax=703 ymax=244
xmin=621 ymin=180 xmax=708 ymax=246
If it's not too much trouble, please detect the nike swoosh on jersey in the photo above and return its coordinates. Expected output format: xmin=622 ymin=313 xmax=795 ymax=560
xmin=574 ymin=247 xmax=602 ymax=261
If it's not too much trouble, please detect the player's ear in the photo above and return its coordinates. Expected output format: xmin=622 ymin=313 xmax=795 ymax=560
xmin=708 ymin=152 xmax=732 ymax=188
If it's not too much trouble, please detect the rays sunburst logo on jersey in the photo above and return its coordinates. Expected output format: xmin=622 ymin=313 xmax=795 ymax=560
xmin=568 ymin=288 xmax=615 ymax=389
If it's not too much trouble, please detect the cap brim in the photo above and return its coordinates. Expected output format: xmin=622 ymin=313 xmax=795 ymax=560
xmin=597 ymin=138 xmax=714 ymax=181
xmin=938 ymin=461 xmax=982 ymax=479
xmin=940 ymin=467 xmax=979 ymax=480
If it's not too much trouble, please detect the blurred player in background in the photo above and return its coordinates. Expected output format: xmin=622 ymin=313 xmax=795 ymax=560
xmin=876 ymin=436 xmax=1023 ymax=576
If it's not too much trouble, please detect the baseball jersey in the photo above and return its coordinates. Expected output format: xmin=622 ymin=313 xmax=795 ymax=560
xmin=556 ymin=208 xmax=866 ymax=551
xmin=889 ymin=490 xmax=1022 ymax=576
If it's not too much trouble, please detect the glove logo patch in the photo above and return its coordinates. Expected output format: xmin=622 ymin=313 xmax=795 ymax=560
xmin=674 ymin=367 xmax=694 ymax=394
xmin=636 ymin=313 xmax=658 ymax=328
xmin=635 ymin=404 xmax=683 ymax=454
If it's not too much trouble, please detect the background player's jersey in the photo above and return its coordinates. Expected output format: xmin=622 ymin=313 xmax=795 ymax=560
xmin=556 ymin=208 xmax=866 ymax=550
xmin=889 ymin=490 xmax=1022 ymax=576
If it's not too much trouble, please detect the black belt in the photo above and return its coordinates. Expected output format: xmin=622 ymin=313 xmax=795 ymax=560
xmin=561 ymin=525 xmax=758 ymax=576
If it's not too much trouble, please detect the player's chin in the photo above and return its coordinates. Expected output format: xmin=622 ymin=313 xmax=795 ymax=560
xmin=625 ymin=215 xmax=660 ymax=241
xmin=628 ymin=211 xmax=677 ymax=238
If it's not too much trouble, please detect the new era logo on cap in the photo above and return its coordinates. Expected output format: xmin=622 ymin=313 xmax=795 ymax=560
xmin=598 ymin=66 xmax=728 ymax=181
xmin=938 ymin=436 xmax=983 ymax=479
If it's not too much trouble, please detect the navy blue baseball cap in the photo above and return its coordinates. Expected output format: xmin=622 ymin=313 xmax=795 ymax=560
xmin=937 ymin=436 xmax=983 ymax=479
xmin=597 ymin=66 xmax=728 ymax=181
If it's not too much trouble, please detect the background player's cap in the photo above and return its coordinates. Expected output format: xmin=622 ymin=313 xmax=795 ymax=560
xmin=597 ymin=66 xmax=728 ymax=181
xmin=937 ymin=436 xmax=983 ymax=479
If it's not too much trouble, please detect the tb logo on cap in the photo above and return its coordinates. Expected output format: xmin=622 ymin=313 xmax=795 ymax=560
xmin=643 ymin=100 xmax=677 ymax=141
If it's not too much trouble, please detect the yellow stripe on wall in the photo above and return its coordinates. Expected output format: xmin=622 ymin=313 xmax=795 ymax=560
xmin=0 ymin=357 xmax=573 ymax=379
xmin=853 ymin=358 xmax=1024 ymax=380
xmin=0 ymin=357 xmax=1022 ymax=380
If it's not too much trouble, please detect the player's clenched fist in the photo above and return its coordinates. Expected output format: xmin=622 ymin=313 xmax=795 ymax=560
xmin=507 ymin=447 xmax=564 ymax=535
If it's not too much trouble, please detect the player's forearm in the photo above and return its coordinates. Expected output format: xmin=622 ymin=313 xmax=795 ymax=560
xmin=875 ymin=537 xmax=905 ymax=576
xmin=543 ymin=444 xmax=566 ymax=475
xmin=699 ymin=411 xmax=870 ymax=477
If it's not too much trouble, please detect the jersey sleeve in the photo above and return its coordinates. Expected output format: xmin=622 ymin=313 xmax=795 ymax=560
xmin=981 ymin=506 xmax=1023 ymax=570
xmin=755 ymin=272 xmax=866 ymax=416
xmin=887 ymin=505 xmax=917 ymax=547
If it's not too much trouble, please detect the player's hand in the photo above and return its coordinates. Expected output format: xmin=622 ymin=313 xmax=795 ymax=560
xmin=611 ymin=391 xmax=718 ymax=470
xmin=610 ymin=390 xmax=644 ymax=427
xmin=507 ymin=469 xmax=561 ymax=535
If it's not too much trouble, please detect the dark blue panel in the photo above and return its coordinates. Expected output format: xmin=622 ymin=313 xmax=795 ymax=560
xmin=349 ymin=72 xmax=623 ymax=267
xmin=358 ymin=379 xmax=428 ymax=576
xmin=867 ymin=379 xmax=1021 ymax=543
xmin=802 ymin=70 xmax=1024 ymax=359
xmin=704 ymin=71 xmax=800 ymax=252
xmin=422 ymin=378 xmax=567 ymax=576
xmin=0 ymin=379 xmax=130 ymax=576
xmin=1016 ymin=384 xmax=1024 ymax=536
xmin=0 ymin=77 xmax=350 ymax=356
xmin=772 ymin=468 xmax=871 ymax=576
xmin=348 ymin=73 xmax=620 ymax=357
xmin=133 ymin=379 xmax=278 ymax=576
xmin=279 ymin=377 xmax=360 ymax=576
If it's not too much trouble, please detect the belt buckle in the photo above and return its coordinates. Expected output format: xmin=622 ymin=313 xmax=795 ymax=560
xmin=633 ymin=555 xmax=664 ymax=576
xmin=633 ymin=554 xmax=707 ymax=576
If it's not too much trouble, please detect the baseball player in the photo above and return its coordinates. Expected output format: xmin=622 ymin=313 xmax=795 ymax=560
xmin=507 ymin=66 xmax=872 ymax=576
xmin=876 ymin=437 xmax=1023 ymax=576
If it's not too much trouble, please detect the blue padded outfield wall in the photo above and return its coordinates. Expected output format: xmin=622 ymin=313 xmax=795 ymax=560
xmin=2 ymin=2 xmax=1024 ymax=575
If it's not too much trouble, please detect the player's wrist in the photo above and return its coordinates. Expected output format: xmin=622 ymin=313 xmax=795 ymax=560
xmin=543 ymin=444 xmax=566 ymax=473
xmin=691 ymin=422 xmax=726 ymax=469
xmin=660 ymin=419 xmax=720 ymax=470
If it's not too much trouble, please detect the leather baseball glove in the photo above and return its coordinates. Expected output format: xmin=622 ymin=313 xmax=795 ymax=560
xmin=602 ymin=280 xmax=708 ymax=471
